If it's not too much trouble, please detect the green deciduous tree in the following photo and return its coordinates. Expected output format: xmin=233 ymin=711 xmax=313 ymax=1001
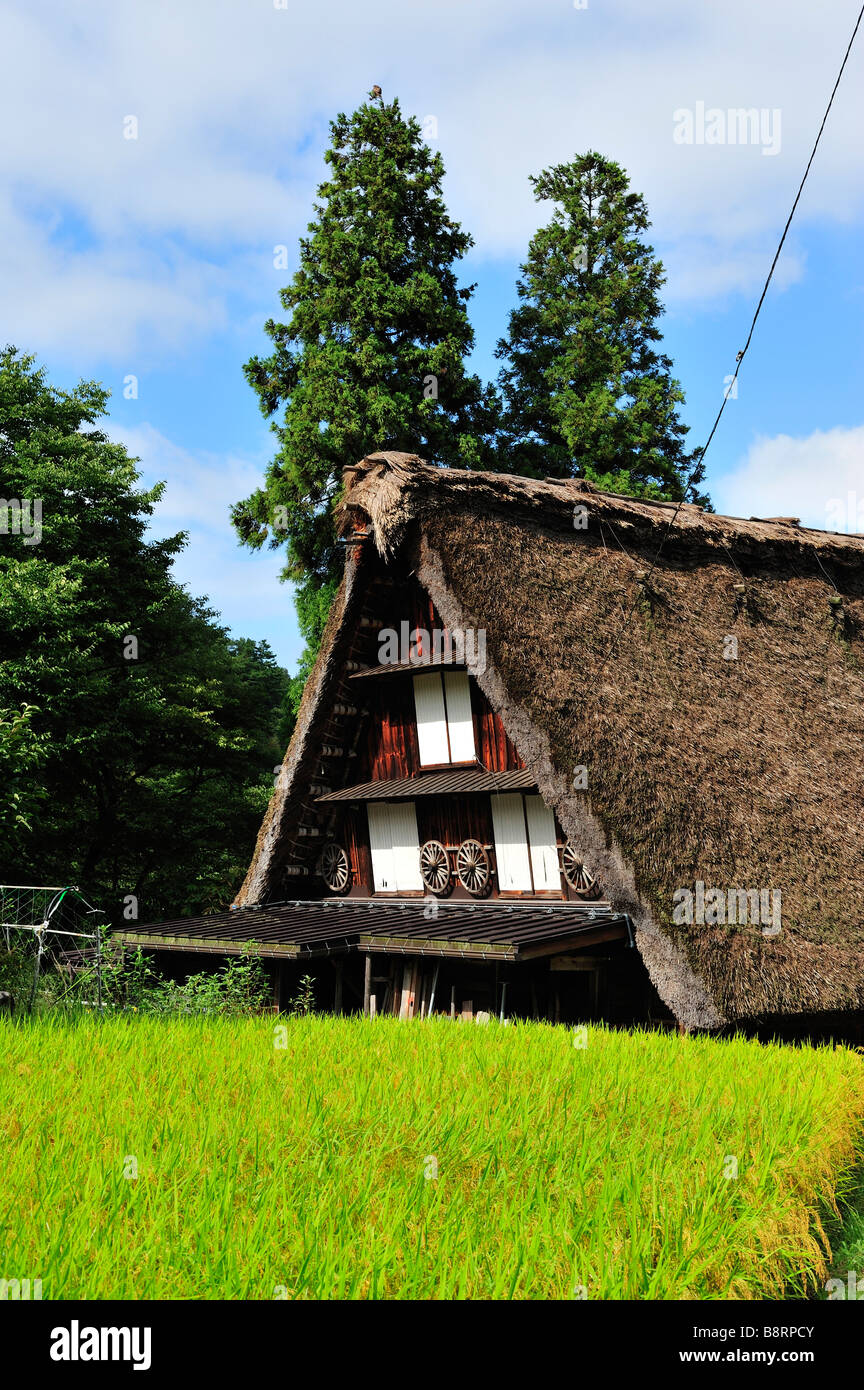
xmin=0 ymin=347 xmax=288 ymax=920
xmin=0 ymin=703 xmax=46 ymax=850
xmin=233 ymin=90 xmax=497 ymax=728
xmin=495 ymin=152 xmax=708 ymax=503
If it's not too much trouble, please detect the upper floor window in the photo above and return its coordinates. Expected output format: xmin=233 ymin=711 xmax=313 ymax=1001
xmin=412 ymin=670 xmax=476 ymax=766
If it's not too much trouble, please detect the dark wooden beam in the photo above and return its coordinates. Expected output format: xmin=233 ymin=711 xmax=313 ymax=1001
xmin=517 ymin=922 xmax=628 ymax=960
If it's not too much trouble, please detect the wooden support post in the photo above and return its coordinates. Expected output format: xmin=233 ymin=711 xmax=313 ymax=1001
xmin=399 ymin=963 xmax=415 ymax=1020
xmin=450 ymin=984 xmax=456 ymax=1020
xmin=410 ymin=962 xmax=420 ymax=1018
xmin=499 ymin=980 xmax=508 ymax=1024
xmin=590 ymin=968 xmax=600 ymax=1018
xmin=363 ymin=953 xmax=371 ymax=1016
xmin=428 ymin=963 xmax=440 ymax=1017
xmin=370 ymin=994 xmax=377 ymax=1018
xmin=383 ymin=960 xmax=397 ymax=1015
xmin=417 ymin=968 xmax=426 ymax=1019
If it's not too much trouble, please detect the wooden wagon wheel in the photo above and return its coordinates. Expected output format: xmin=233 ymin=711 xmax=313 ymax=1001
xmin=419 ymin=840 xmax=451 ymax=895
xmin=561 ymin=845 xmax=601 ymax=899
xmin=317 ymin=843 xmax=350 ymax=894
xmin=456 ymin=839 xmax=491 ymax=896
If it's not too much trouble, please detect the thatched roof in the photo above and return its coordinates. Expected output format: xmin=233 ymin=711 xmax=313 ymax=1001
xmin=239 ymin=451 xmax=864 ymax=1029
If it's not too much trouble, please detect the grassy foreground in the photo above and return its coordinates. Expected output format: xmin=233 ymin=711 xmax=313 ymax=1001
xmin=1 ymin=1015 xmax=863 ymax=1300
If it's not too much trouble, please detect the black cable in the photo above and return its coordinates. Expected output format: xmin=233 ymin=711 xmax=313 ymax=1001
xmin=596 ymin=0 xmax=864 ymax=674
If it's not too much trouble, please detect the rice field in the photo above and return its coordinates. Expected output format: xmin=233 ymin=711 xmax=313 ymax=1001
xmin=1 ymin=1015 xmax=863 ymax=1300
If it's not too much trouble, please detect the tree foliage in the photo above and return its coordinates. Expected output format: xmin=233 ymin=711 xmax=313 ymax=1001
xmin=0 ymin=347 xmax=288 ymax=921
xmin=232 ymin=90 xmax=497 ymax=712
xmin=495 ymin=152 xmax=707 ymax=503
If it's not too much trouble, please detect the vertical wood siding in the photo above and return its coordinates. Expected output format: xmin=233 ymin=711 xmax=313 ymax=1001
xmin=415 ymin=794 xmax=494 ymax=848
xmin=470 ymin=679 xmax=523 ymax=772
xmin=357 ymin=674 xmax=522 ymax=780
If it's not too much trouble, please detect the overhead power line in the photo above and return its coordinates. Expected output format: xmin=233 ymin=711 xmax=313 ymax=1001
xmin=596 ymin=0 xmax=864 ymax=674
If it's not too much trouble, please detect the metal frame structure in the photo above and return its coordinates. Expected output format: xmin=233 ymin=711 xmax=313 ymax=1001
xmin=0 ymin=884 xmax=105 ymax=1013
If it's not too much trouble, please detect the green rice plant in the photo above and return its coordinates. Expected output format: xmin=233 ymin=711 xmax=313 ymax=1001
xmin=820 ymin=1158 xmax=864 ymax=1298
xmin=0 ymin=942 xmax=33 ymax=998
xmin=0 ymin=1016 xmax=862 ymax=1300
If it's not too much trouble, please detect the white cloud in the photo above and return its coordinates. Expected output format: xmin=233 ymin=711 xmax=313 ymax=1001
xmin=115 ymin=423 xmax=260 ymax=532
xmin=713 ymin=423 xmax=864 ymax=531
xmin=1 ymin=0 xmax=862 ymax=356
xmin=111 ymin=421 xmax=303 ymax=667
xmin=0 ymin=199 xmax=229 ymax=363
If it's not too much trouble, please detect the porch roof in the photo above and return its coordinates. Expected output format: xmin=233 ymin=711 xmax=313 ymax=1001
xmin=315 ymin=768 xmax=535 ymax=802
xmin=117 ymin=898 xmax=630 ymax=962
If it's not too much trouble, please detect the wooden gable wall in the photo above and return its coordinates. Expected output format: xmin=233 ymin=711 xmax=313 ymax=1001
xmin=355 ymin=583 xmax=523 ymax=782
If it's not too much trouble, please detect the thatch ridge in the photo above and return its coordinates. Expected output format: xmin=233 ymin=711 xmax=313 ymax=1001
xmin=340 ymin=451 xmax=864 ymax=570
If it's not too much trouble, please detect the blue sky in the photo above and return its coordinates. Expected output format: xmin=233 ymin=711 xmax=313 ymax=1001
xmin=2 ymin=0 xmax=863 ymax=670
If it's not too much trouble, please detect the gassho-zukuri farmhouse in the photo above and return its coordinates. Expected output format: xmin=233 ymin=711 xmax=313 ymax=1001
xmin=118 ymin=452 xmax=864 ymax=1040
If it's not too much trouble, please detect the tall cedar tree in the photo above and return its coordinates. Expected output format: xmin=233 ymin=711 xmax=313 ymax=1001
xmin=233 ymin=91 xmax=496 ymax=727
xmin=0 ymin=348 xmax=289 ymax=920
xmin=496 ymin=152 xmax=708 ymax=503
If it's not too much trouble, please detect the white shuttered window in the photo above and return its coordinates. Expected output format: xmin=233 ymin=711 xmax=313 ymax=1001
xmin=412 ymin=670 xmax=476 ymax=766
xmin=366 ymin=801 xmax=423 ymax=892
xmin=491 ymin=793 xmax=562 ymax=893
xmin=524 ymin=795 xmax=560 ymax=891
xmin=443 ymin=672 xmax=475 ymax=762
xmin=412 ymin=673 xmax=449 ymax=766
xmin=490 ymin=793 xmax=534 ymax=891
